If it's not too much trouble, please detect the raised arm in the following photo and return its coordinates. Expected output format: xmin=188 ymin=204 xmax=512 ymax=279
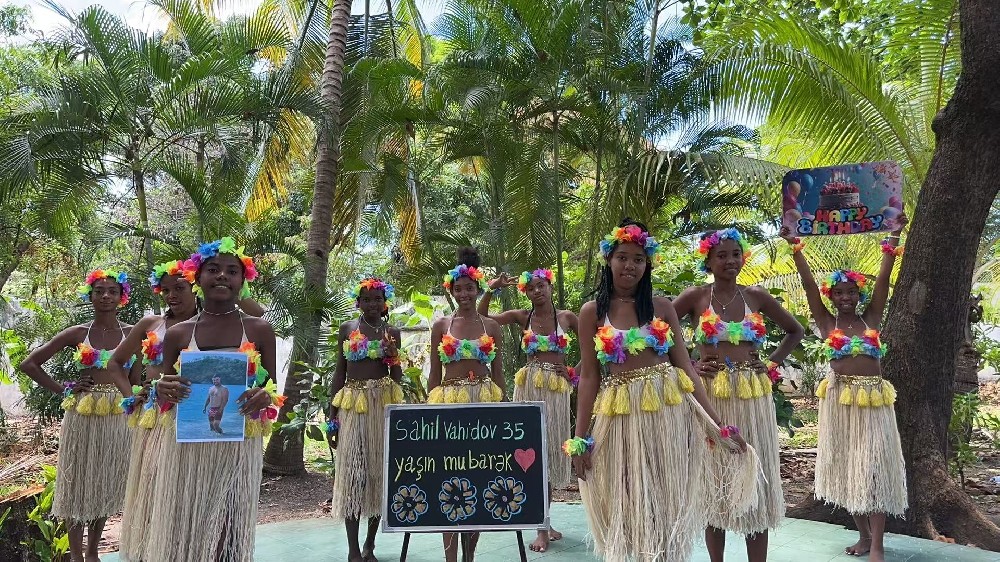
xmin=573 ymin=302 xmax=599 ymax=440
xmin=671 ymin=287 xmax=701 ymax=324
xmin=865 ymin=215 xmax=907 ymax=324
xmin=780 ymin=227 xmax=834 ymax=331
xmin=750 ymin=286 xmax=805 ymax=364
xmin=387 ymin=327 xmax=404 ymax=383
xmin=110 ymin=316 xmax=153 ymax=389
xmin=330 ymin=322 xmax=350 ymax=417
xmin=477 ymin=275 xmax=525 ymax=326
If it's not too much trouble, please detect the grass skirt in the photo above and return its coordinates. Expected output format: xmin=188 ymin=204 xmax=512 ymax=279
xmin=815 ymin=372 xmax=907 ymax=516
xmin=513 ymin=362 xmax=572 ymax=489
xmin=330 ymin=377 xmax=405 ymax=521
xmin=118 ymin=403 xmax=167 ymax=561
xmin=53 ymin=385 xmax=130 ymax=523
xmin=144 ymin=410 xmax=267 ymax=562
xmin=426 ymin=375 xmax=503 ymax=404
xmin=701 ymin=364 xmax=784 ymax=535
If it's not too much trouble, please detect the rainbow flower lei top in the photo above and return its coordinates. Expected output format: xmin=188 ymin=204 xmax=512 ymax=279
xmin=824 ymin=329 xmax=886 ymax=360
xmin=594 ymin=318 xmax=673 ymax=364
xmin=343 ymin=329 xmax=388 ymax=361
xmin=141 ymin=331 xmax=164 ymax=366
xmin=694 ymin=310 xmax=766 ymax=347
xmin=74 ymin=343 xmax=135 ymax=371
xmin=521 ymin=329 xmax=570 ymax=356
xmin=438 ymin=334 xmax=496 ymax=365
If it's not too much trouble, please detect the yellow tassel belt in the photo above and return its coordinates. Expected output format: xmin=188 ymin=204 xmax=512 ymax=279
xmin=593 ymin=363 xmax=694 ymax=417
xmin=816 ymin=374 xmax=897 ymax=408
xmin=427 ymin=375 xmax=503 ymax=404
xmin=514 ymin=362 xmax=572 ymax=394
xmin=61 ymin=384 xmax=125 ymax=417
xmin=704 ymin=364 xmax=773 ymax=401
xmin=332 ymin=376 xmax=405 ymax=415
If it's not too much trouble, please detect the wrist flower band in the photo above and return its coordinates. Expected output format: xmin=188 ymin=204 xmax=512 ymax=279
xmin=599 ymin=225 xmax=662 ymax=264
xmin=562 ymin=436 xmax=595 ymax=457
xmin=442 ymin=264 xmax=489 ymax=294
xmin=697 ymin=228 xmax=751 ymax=273
xmin=78 ymin=270 xmax=131 ymax=307
xmin=880 ymin=241 xmax=904 ymax=257
xmin=517 ymin=269 xmax=554 ymax=293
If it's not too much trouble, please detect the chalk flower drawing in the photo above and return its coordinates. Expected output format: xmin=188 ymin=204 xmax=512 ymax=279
xmin=483 ymin=477 xmax=527 ymax=521
xmin=391 ymin=485 xmax=429 ymax=523
xmin=439 ymin=477 xmax=477 ymax=522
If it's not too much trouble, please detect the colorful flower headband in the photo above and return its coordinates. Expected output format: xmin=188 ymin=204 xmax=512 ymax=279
xmin=820 ymin=270 xmax=872 ymax=305
xmin=697 ymin=228 xmax=751 ymax=273
xmin=187 ymin=237 xmax=258 ymax=299
xmin=351 ymin=277 xmax=395 ymax=306
xmin=598 ymin=225 xmax=662 ymax=263
xmin=517 ymin=269 xmax=554 ymax=293
xmin=442 ymin=264 xmax=489 ymax=294
xmin=78 ymin=269 xmax=131 ymax=307
xmin=149 ymin=260 xmax=195 ymax=294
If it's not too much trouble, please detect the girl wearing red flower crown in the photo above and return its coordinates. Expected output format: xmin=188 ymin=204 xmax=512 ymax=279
xmin=673 ymin=228 xmax=803 ymax=562
xmin=478 ymin=268 xmax=578 ymax=553
xmin=780 ymin=215 xmax=907 ymax=562
xmin=429 ymin=247 xmax=505 ymax=562
xmin=19 ymin=270 xmax=141 ymax=562
xmin=145 ymin=238 xmax=280 ymax=562
xmin=330 ymin=276 xmax=404 ymax=562
xmin=572 ymin=218 xmax=752 ymax=562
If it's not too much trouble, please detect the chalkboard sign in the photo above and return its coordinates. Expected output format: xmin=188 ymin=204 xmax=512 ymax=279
xmin=382 ymin=402 xmax=548 ymax=532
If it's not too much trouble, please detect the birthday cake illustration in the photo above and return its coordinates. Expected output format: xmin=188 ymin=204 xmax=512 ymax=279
xmin=817 ymin=171 xmax=861 ymax=210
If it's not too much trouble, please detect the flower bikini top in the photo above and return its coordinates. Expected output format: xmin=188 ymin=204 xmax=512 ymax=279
xmin=438 ymin=314 xmax=496 ymax=365
xmin=521 ymin=309 xmax=570 ymax=356
xmin=74 ymin=322 xmax=135 ymax=371
xmin=594 ymin=316 xmax=673 ymax=365
xmin=343 ymin=328 xmax=387 ymax=361
xmin=694 ymin=287 xmax=766 ymax=348
xmin=824 ymin=317 xmax=886 ymax=360
xmin=141 ymin=317 xmax=167 ymax=366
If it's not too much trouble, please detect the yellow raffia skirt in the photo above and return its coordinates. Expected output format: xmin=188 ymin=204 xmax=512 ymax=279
xmin=143 ymin=409 xmax=270 ymax=562
xmin=701 ymin=363 xmax=784 ymax=535
xmin=513 ymin=362 xmax=573 ymax=488
xmin=331 ymin=377 xmax=405 ymax=521
xmin=815 ymin=372 xmax=907 ymax=516
xmin=427 ymin=373 xmax=504 ymax=404
xmin=53 ymin=385 xmax=130 ymax=523
xmin=118 ymin=400 xmax=168 ymax=561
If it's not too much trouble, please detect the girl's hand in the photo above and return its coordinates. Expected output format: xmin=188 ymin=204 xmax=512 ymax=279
xmin=487 ymin=273 xmax=517 ymax=291
xmin=779 ymin=226 xmax=797 ymax=244
xmin=74 ymin=375 xmax=95 ymax=394
xmin=729 ymin=433 xmax=748 ymax=453
xmin=695 ymin=358 xmax=722 ymax=379
xmin=157 ymin=375 xmax=191 ymax=404
xmin=238 ymin=387 xmax=271 ymax=416
xmin=572 ymin=451 xmax=592 ymax=481
xmin=893 ymin=212 xmax=909 ymax=234
xmin=382 ymin=333 xmax=398 ymax=359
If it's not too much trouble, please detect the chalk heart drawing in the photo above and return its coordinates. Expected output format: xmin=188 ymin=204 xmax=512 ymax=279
xmin=513 ymin=448 xmax=536 ymax=472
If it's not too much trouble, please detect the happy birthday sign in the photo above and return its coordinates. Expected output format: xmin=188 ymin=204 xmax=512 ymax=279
xmin=382 ymin=403 xmax=548 ymax=532
xmin=782 ymin=161 xmax=904 ymax=236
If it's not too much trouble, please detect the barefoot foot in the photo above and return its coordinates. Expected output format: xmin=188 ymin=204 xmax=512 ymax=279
xmin=869 ymin=544 xmax=885 ymax=562
xmin=529 ymin=530 xmax=550 ymax=553
xmin=362 ymin=543 xmax=379 ymax=562
xmin=549 ymin=527 xmax=563 ymax=541
xmin=845 ymin=537 xmax=871 ymax=556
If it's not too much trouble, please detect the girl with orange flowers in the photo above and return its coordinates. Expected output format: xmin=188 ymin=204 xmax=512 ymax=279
xmin=570 ymin=219 xmax=751 ymax=562
xmin=146 ymin=238 xmax=281 ymax=562
xmin=428 ymin=247 xmax=505 ymax=562
xmin=19 ymin=270 xmax=140 ymax=562
xmin=478 ymin=268 xmax=578 ymax=553
xmin=110 ymin=259 xmax=262 ymax=562
xmin=673 ymin=228 xmax=803 ymax=562
xmin=780 ymin=218 xmax=907 ymax=562
xmin=330 ymin=276 xmax=404 ymax=562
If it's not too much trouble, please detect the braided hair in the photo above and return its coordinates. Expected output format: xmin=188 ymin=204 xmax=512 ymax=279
xmin=595 ymin=218 xmax=656 ymax=325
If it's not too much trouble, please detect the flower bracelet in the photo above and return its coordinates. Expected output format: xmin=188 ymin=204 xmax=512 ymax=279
xmin=562 ymin=436 xmax=595 ymax=457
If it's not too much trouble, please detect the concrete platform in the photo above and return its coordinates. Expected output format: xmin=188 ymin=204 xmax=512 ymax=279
xmin=102 ymin=502 xmax=1000 ymax=561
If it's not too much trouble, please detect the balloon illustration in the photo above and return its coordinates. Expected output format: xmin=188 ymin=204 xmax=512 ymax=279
xmin=784 ymin=209 xmax=802 ymax=227
xmin=801 ymin=174 xmax=814 ymax=190
xmin=785 ymin=181 xmax=801 ymax=198
xmin=888 ymin=195 xmax=902 ymax=209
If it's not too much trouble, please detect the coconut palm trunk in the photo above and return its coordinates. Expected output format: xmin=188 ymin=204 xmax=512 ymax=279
xmin=263 ymin=0 xmax=352 ymax=474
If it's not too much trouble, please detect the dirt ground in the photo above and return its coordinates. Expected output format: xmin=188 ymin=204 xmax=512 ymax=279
xmin=5 ymin=394 xmax=1000 ymax=555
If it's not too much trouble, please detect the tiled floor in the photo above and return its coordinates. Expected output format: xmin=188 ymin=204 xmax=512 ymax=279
xmin=103 ymin=502 xmax=1000 ymax=561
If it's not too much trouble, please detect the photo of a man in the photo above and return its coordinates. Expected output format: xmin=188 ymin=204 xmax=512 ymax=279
xmin=204 ymin=376 xmax=231 ymax=434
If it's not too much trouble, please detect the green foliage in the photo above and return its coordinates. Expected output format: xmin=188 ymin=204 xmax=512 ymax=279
xmin=948 ymin=392 xmax=1000 ymax=485
xmin=22 ymin=465 xmax=69 ymax=562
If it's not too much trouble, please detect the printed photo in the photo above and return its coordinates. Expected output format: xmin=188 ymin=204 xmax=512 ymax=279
xmin=176 ymin=351 xmax=248 ymax=443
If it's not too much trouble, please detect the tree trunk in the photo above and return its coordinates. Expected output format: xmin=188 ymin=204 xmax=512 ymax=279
xmin=880 ymin=0 xmax=1000 ymax=546
xmin=133 ymin=167 xmax=160 ymax=314
xmin=552 ymin=110 xmax=565 ymax=308
xmin=262 ymin=0 xmax=352 ymax=475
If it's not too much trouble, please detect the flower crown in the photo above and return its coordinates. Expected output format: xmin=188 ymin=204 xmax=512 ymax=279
xmin=517 ymin=269 xmax=554 ymax=293
xmin=598 ymin=225 xmax=662 ymax=263
xmin=820 ymin=270 xmax=872 ymax=305
xmin=78 ymin=270 xmax=131 ymax=307
xmin=442 ymin=264 xmax=488 ymax=293
xmin=697 ymin=228 xmax=751 ymax=273
xmin=149 ymin=260 xmax=196 ymax=294
xmin=187 ymin=237 xmax=258 ymax=299
xmin=351 ymin=277 xmax=395 ymax=307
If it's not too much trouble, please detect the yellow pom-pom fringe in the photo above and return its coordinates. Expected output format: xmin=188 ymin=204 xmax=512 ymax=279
xmin=138 ymin=407 xmax=158 ymax=429
xmin=533 ymin=370 xmax=545 ymax=389
xmin=736 ymin=374 xmax=752 ymax=400
xmin=479 ymin=383 xmax=492 ymax=402
xmin=490 ymin=383 xmax=503 ymax=402
xmin=331 ymin=388 xmax=345 ymax=408
xmin=712 ymin=371 xmax=731 ymax=399
xmin=548 ymin=372 xmax=561 ymax=392
xmin=61 ymin=395 xmax=77 ymax=411
xmin=749 ymin=373 xmax=763 ymax=398
xmin=640 ymin=379 xmax=661 ymax=411
xmin=816 ymin=378 xmax=829 ymax=399
xmin=870 ymin=387 xmax=884 ymax=407
xmin=392 ymin=384 xmax=405 ymax=404
xmin=613 ymin=385 xmax=630 ymax=415
xmin=663 ymin=376 xmax=682 ymax=406
xmin=75 ymin=394 xmax=95 ymax=415
xmin=838 ymin=385 xmax=853 ymax=406
xmin=593 ymin=390 xmax=606 ymax=416
xmin=855 ymin=387 xmax=870 ymax=407
xmin=882 ymin=381 xmax=897 ymax=404
xmin=759 ymin=373 xmax=773 ymax=395
xmin=444 ymin=386 xmax=458 ymax=403
xmin=427 ymin=387 xmax=445 ymax=404
xmin=127 ymin=410 xmax=139 ymax=428
xmin=457 ymin=387 xmax=471 ymax=403
xmin=677 ymin=369 xmax=695 ymax=393
xmin=354 ymin=392 xmax=368 ymax=414
xmin=94 ymin=396 xmax=111 ymax=416
xmin=514 ymin=369 xmax=526 ymax=387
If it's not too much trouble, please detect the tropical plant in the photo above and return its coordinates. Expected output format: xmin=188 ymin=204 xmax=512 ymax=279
xmin=22 ymin=465 xmax=69 ymax=562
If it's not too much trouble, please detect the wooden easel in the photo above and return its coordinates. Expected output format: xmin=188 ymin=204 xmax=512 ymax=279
xmin=399 ymin=531 xmax=529 ymax=562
